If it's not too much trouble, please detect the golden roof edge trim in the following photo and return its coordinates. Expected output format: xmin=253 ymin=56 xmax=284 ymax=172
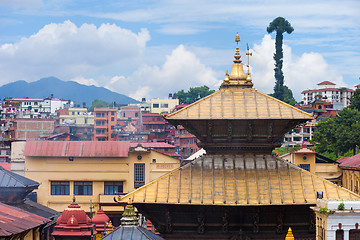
xmin=255 ymin=90 xmax=314 ymax=119
xmin=165 ymin=91 xmax=221 ymax=119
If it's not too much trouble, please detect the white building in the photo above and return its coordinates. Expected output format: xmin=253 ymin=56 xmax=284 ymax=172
xmin=3 ymin=97 xmax=73 ymax=118
xmin=150 ymin=98 xmax=179 ymax=114
xmin=301 ymin=81 xmax=354 ymax=107
xmin=312 ymin=199 xmax=360 ymax=240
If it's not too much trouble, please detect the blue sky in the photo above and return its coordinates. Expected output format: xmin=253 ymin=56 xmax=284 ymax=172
xmin=0 ymin=0 xmax=359 ymax=101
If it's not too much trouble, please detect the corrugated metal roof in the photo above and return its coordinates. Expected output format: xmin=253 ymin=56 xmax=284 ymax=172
xmin=24 ymin=141 xmax=130 ymax=157
xmin=165 ymin=88 xmax=313 ymax=120
xmin=0 ymin=202 xmax=50 ymax=236
xmin=119 ymin=154 xmax=359 ymax=206
xmin=0 ymin=166 xmax=39 ymax=188
xmin=339 ymin=153 xmax=360 ymax=168
xmin=130 ymin=142 xmax=176 ymax=149
xmin=101 ymin=226 xmax=164 ymax=240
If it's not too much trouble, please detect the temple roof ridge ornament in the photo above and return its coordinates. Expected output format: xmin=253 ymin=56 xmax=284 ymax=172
xmin=222 ymin=32 xmax=252 ymax=88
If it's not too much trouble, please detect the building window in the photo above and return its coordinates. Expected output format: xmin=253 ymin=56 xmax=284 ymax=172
xmin=160 ymin=104 xmax=168 ymax=108
xmin=111 ymin=117 xmax=114 ymax=121
xmin=299 ymin=164 xmax=310 ymax=172
xmin=135 ymin=112 xmax=138 ymax=117
xmin=349 ymin=230 xmax=360 ymax=240
xmin=111 ymin=111 xmax=115 ymax=115
xmin=74 ymin=181 xmax=92 ymax=195
xmin=51 ymin=181 xmax=70 ymax=195
xmin=153 ymin=104 xmax=159 ymax=108
xmin=134 ymin=164 xmax=145 ymax=188
xmin=104 ymin=181 xmax=123 ymax=195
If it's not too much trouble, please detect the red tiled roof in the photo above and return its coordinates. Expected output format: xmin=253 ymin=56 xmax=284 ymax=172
xmin=301 ymin=88 xmax=339 ymax=94
xmin=0 ymin=163 xmax=10 ymax=171
xmin=24 ymin=141 xmax=129 ymax=157
xmin=0 ymin=202 xmax=50 ymax=236
xmin=130 ymin=142 xmax=176 ymax=149
xmin=292 ymin=146 xmax=316 ymax=154
xmin=163 ymin=152 xmax=180 ymax=157
xmin=339 ymin=154 xmax=360 ymax=168
xmin=317 ymin=81 xmax=336 ymax=85
xmin=337 ymin=156 xmax=349 ymax=163
xmin=177 ymin=134 xmax=197 ymax=139
xmin=143 ymin=121 xmax=166 ymax=125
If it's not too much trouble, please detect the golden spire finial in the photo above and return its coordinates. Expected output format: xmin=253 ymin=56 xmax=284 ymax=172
xmin=224 ymin=70 xmax=230 ymax=83
xmin=235 ymin=32 xmax=240 ymax=45
xmin=285 ymin=227 xmax=294 ymax=240
xmin=233 ymin=33 xmax=241 ymax=63
xmin=246 ymin=43 xmax=252 ymax=81
xmin=128 ymin=198 xmax=132 ymax=205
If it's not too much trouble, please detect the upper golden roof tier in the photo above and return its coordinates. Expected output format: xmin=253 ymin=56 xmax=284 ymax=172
xmin=221 ymin=32 xmax=252 ymax=88
xmin=165 ymin=88 xmax=313 ymax=120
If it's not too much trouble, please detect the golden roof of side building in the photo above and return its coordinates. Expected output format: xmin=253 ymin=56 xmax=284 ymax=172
xmin=119 ymin=154 xmax=360 ymax=206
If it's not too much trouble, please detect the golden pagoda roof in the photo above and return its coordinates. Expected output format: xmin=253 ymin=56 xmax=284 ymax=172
xmin=166 ymin=34 xmax=313 ymax=121
xmin=118 ymin=154 xmax=359 ymax=206
xmin=166 ymin=88 xmax=313 ymax=120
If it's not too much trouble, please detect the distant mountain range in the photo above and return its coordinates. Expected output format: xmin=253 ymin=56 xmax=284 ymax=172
xmin=0 ymin=77 xmax=138 ymax=107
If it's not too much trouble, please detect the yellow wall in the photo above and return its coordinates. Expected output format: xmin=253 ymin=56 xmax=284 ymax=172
xmin=293 ymin=151 xmax=316 ymax=173
xmin=342 ymin=168 xmax=360 ymax=194
xmin=25 ymin=150 xmax=179 ymax=213
xmin=281 ymin=148 xmax=341 ymax=183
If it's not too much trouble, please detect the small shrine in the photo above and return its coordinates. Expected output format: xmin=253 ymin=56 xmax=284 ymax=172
xmin=116 ymin=33 xmax=360 ymax=239
xmin=52 ymin=198 xmax=93 ymax=240
xmin=92 ymin=209 xmax=114 ymax=239
xmin=101 ymin=200 xmax=164 ymax=240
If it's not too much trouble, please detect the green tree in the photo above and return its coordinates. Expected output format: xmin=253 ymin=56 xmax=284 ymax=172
xmin=175 ymin=86 xmax=215 ymax=104
xmin=269 ymin=85 xmax=297 ymax=105
xmin=349 ymin=88 xmax=360 ymax=111
xmin=313 ymin=108 xmax=360 ymax=157
xmin=89 ymin=99 xmax=110 ymax=112
xmin=312 ymin=117 xmax=339 ymax=156
xmin=267 ymin=17 xmax=294 ymax=101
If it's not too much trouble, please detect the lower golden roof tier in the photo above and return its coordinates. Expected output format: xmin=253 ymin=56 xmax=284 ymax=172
xmin=119 ymin=154 xmax=359 ymax=206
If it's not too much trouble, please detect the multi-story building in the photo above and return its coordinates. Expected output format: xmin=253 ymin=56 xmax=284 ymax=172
xmin=94 ymin=108 xmax=117 ymax=141
xmin=172 ymin=125 xmax=199 ymax=159
xmin=12 ymin=118 xmax=55 ymax=141
xmin=301 ymin=81 xmax=354 ymax=107
xmin=150 ymin=98 xmax=179 ymax=114
xmin=22 ymin=141 xmax=180 ymax=226
xmin=59 ymin=107 xmax=94 ymax=125
xmin=142 ymin=113 xmax=169 ymax=142
xmin=2 ymin=97 xmax=72 ymax=118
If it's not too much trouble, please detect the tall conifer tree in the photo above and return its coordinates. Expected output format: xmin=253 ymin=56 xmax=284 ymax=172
xmin=267 ymin=17 xmax=294 ymax=101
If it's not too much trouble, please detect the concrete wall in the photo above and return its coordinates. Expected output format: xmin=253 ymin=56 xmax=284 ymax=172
xmin=10 ymin=141 xmax=26 ymax=176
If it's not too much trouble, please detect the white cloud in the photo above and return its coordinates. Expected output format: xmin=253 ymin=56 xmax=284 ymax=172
xmin=0 ymin=20 xmax=150 ymax=84
xmin=251 ymin=35 xmax=346 ymax=100
xmin=106 ymin=45 xmax=221 ymax=100
xmin=71 ymin=76 xmax=99 ymax=87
